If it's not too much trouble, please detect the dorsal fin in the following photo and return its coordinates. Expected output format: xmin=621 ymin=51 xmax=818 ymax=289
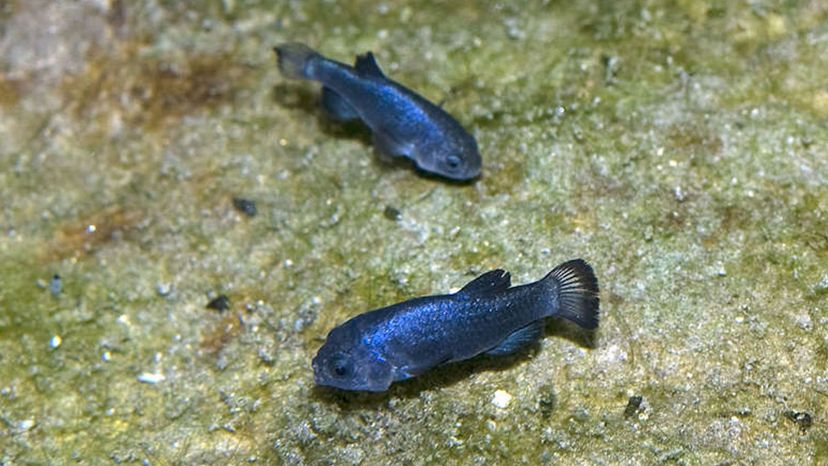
xmin=458 ymin=269 xmax=511 ymax=297
xmin=354 ymin=52 xmax=385 ymax=78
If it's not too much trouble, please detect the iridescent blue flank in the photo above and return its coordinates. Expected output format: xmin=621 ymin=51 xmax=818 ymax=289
xmin=313 ymin=259 xmax=600 ymax=391
xmin=274 ymin=43 xmax=482 ymax=180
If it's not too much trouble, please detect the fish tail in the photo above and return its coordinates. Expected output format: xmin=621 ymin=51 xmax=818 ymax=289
xmin=543 ymin=259 xmax=600 ymax=330
xmin=273 ymin=43 xmax=320 ymax=80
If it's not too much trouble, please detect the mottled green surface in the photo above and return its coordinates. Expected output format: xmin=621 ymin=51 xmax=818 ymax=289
xmin=1 ymin=0 xmax=826 ymax=464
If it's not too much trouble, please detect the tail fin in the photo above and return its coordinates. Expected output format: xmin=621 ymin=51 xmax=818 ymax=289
xmin=273 ymin=43 xmax=319 ymax=80
xmin=544 ymin=259 xmax=600 ymax=330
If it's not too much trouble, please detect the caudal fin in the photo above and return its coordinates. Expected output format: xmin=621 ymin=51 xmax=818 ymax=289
xmin=544 ymin=259 xmax=600 ymax=330
xmin=273 ymin=43 xmax=319 ymax=80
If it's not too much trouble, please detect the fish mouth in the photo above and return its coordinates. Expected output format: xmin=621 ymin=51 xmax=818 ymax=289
xmin=314 ymin=379 xmax=387 ymax=392
xmin=312 ymin=371 xmax=355 ymax=391
xmin=311 ymin=356 xmax=326 ymax=385
xmin=445 ymin=168 xmax=480 ymax=181
xmin=312 ymin=372 xmax=328 ymax=387
xmin=463 ymin=158 xmax=483 ymax=180
xmin=459 ymin=167 xmax=482 ymax=181
xmin=312 ymin=369 xmax=389 ymax=392
xmin=415 ymin=164 xmax=481 ymax=182
xmin=314 ymin=378 xmax=349 ymax=390
xmin=311 ymin=358 xmax=349 ymax=390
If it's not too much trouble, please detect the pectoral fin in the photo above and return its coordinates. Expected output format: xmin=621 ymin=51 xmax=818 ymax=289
xmin=373 ymin=131 xmax=413 ymax=159
xmin=394 ymin=354 xmax=451 ymax=381
xmin=321 ymin=87 xmax=359 ymax=122
xmin=484 ymin=320 xmax=544 ymax=356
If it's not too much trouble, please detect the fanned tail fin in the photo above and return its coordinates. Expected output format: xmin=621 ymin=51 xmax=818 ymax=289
xmin=273 ymin=43 xmax=319 ymax=80
xmin=544 ymin=259 xmax=600 ymax=330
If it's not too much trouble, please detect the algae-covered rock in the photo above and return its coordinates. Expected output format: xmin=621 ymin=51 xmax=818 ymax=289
xmin=1 ymin=0 xmax=825 ymax=464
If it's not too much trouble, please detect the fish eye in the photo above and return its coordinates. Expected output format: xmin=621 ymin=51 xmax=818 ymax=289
xmin=330 ymin=354 xmax=353 ymax=377
xmin=446 ymin=155 xmax=462 ymax=169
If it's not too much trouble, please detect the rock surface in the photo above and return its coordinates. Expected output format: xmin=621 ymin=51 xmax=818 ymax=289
xmin=1 ymin=1 xmax=826 ymax=464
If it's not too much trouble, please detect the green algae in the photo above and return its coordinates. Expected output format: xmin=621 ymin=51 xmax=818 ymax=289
xmin=1 ymin=0 xmax=827 ymax=464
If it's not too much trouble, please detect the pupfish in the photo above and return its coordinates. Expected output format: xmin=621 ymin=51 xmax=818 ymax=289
xmin=313 ymin=259 xmax=600 ymax=391
xmin=273 ymin=43 xmax=482 ymax=181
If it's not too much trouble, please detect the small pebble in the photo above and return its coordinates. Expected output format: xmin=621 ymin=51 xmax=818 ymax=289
xmin=207 ymin=295 xmax=231 ymax=312
xmin=643 ymin=225 xmax=654 ymax=242
xmin=49 ymin=335 xmax=62 ymax=350
xmin=137 ymin=373 xmax=165 ymax=384
xmin=492 ymin=389 xmax=512 ymax=408
xmin=156 ymin=283 xmax=173 ymax=297
xmin=17 ymin=419 xmax=36 ymax=431
xmin=233 ymin=197 xmax=258 ymax=217
xmin=794 ymin=313 xmax=812 ymax=331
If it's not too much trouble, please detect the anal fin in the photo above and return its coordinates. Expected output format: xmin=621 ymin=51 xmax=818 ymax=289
xmin=485 ymin=320 xmax=544 ymax=356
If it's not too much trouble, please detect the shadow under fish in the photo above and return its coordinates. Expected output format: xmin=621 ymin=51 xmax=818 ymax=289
xmin=274 ymin=43 xmax=482 ymax=181
xmin=312 ymin=259 xmax=600 ymax=392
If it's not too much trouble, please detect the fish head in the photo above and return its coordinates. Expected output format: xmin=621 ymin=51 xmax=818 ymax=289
xmin=312 ymin=330 xmax=393 ymax=392
xmin=417 ymin=136 xmax=481 ymax=181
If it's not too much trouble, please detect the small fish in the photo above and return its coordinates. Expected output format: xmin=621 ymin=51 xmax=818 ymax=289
xmin=273 ymin=43 xmax=482 ymax=181
xmin=313 ymin=259 xmax=600 ymax=391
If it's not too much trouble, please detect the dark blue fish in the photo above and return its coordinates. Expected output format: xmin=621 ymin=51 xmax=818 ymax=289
xmin=313 ymin=259 xmax=600 ymax=391
xmin=273 ymin=43 xmax=482 ymax=180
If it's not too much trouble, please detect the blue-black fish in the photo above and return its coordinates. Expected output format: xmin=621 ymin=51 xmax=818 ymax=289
xmin=313 ymin=259 xmax=600 ymax=391
xmin=273 ymin=43 xmax=482 ymax=180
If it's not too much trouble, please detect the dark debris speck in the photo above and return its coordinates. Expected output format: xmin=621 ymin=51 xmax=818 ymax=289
xmin=383 ymin=205 xmax=401 ymax=221
xmin=49 ymin=274 xmax=62 ymax=296
xmin=538 ymin=385 xmax=557 ymax=418
xmin=784 ymin=410 xmax=813 ymax=433
xmin=233 ymin=197 xmax=258 ymax=217
xmin=624 ymin=395 xmax=643 ymax=418
xmin=206 ymin=295 xmax=231 ymax=312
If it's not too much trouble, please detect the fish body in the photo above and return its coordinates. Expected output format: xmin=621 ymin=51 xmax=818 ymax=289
xmin=274 ymin=43 xmax=482 ymax=180
xmin=313 ymin=259 xmax=600 ymax=391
